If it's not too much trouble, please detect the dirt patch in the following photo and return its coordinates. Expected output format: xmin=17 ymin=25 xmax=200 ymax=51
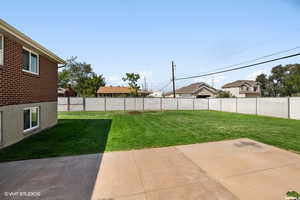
xmin=127 ymin=111 xmax=143 ymax=115
xmin=127 ymin=111 xmax=162 ymax=115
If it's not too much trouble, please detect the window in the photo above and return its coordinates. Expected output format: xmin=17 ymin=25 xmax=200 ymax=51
xmin=0 ymin=34 xmax=3 ymax=65
xmin=22 ymin=48 xmax=39 ymax=74
xmin=23 ymin=107 xmax=39 ymax=132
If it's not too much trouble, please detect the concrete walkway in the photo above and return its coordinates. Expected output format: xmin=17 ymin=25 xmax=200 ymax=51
xmin=1 ymin=139 xmax=300 ymax=200
xmin=91 ymin=139 xmax=300 ymax=200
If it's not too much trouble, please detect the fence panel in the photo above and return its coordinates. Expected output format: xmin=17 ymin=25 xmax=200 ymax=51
xmin=290 ymin=97 xmax=300 ymax=120
xmin=221 ymin=98 xmax=236 ymax=113
xmin=58 ymin=97 xmax=68 ymax=105
xmin=69 ymin=97 xmax=83 ymax=111
xmin=178 ymin=98 xmax=194 ymax=110
xmin=194 ymin=99 xmax=208 ymax=110
xmin=106 ymin=98 xmax=125 ymax=111
xmin=57 ymin=97 xmax=299 ymax=120
xmin=237 ymin=98 xmax=256 ymax=115
xmin=209 ymin=98 xmax=221 ymax=111
xmin=162 ymin=98 xmax=177 ymax=110
xmin=85 ymin=98 xmax=105 ymax=111
xmin=125 ymin=98 xmax=143 ymax=111
xmin=257 ymin=97 xmax=289 ymax=118
xmin=144 ymin=98 xmax=161 ymax=110
xmin=57 ymin=97 xmax=68 ymax=111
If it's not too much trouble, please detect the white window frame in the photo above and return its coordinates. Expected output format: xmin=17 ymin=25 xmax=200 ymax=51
xmin=0 ymin=34 xmax=4 ymax=66
xmin=23 ymin=107 xmax=40 ymax=133
xmin=22 ymin=47 xmax=39 ymax=75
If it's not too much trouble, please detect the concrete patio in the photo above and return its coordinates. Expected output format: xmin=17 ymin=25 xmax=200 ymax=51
xmin=1 ymin=138 xmax=300 ymax=200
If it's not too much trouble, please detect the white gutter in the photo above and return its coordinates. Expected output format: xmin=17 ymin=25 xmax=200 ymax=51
xmin=0 ymin=18 xmax=66 ymax=64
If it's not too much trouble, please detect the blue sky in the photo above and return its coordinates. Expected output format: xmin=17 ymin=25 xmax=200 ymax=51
xmin=2 ymin=0 xmax=300 ymax=91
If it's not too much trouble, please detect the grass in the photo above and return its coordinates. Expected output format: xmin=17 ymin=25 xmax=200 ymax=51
xmin=1 ymin=110 xmax=300 ymax=162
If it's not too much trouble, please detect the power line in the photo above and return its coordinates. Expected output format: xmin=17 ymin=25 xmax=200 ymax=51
xmin=178 ymin=46 xmax=300 ymax=78
xmin=158 ymin=80 xmax=172 ymax=91
xmin=176 ymin=52 xmax=300 ymax=81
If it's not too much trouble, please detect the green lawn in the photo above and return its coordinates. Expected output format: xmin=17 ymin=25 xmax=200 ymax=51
xmin=1 ymin=110 xmax=300 ymax=162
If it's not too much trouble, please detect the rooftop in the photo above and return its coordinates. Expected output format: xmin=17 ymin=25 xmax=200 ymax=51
xmin=97 ymin=86 xmax=151 ymax=94
xmin=0 ymin=18 xmax=65 ymax=64
xmin=222 ymin=80 xmax=257 ymax=88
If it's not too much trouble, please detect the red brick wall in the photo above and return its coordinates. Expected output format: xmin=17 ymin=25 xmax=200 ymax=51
xmin=0 ymin=36 xmax=58 ymax=106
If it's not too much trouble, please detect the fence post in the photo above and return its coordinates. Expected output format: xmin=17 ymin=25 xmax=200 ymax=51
xmin=220 ymin=98 xmax=222 ymax=111
xmin=255 ymin=97 xmax=258 ymax=115
xmin=67 ymin=96 xmax=70 ymax=112
xmin=193 ymin=98 xmax=195 ymax=111
xmin=160 ymin=98 xmax=162 ymax=111
xmin=236 ymin=98 xmax=238 ymax=113
xmin=177 ymin=98 xmax=179 ymax=110
xmin=83 ymin=96 xmax=86 ymax=111
xmin=142 ymin=97 xmax=145 ymax=111
xmin=288 ymin=97 xmax=290 ymax=119
xmin=124 ymin=98 xmax=126 ymax=112
xmin=104 ymin=97 xmax=107 ymax=112
xmin=208 ymin=98 xmax=210 ymax=110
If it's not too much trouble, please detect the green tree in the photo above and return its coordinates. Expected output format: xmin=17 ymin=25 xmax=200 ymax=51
xmin=58 ymin=57 xmax=106 ymax=97
xmin=269 ymin=65 xmax=286 ymax=96
xmin=58 ymin=70 xmax=70 ymax=88
xmin=256 ymin=74 xmax=270 ymax=97
xmin=256 ymin=64 xmax=300 ymax=97
xmin=216 ymin=91 xmax=233 ymax=98
xmin=122 ymin=73 xmax=141 ymax=96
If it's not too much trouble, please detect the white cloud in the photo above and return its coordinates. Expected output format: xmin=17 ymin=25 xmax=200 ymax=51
xmin=246 ymin=70 xmax=267 ymax=80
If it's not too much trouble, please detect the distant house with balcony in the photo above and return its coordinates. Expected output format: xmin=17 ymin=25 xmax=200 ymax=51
xmin=222 ymin=80 xmax=260 ymax=97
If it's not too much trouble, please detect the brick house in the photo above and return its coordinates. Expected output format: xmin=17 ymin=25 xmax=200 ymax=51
xmin=97 ymin=86 xmax=151 ymax=97
xmin=0 ymin=19 xmax=65 ymax=148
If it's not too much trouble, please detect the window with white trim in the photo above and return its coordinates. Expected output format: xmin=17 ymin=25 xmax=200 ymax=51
xmin=22 ymin=48 xmax=39 ymax=74
xmin=23 ymin=107 xmax=40 ymax=132
xmin=0 ymin=34 xmax=3 ymax=65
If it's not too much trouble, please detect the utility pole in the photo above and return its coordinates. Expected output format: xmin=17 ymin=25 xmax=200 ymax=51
xmin=172 ymin=61 xmax=176 ymax=98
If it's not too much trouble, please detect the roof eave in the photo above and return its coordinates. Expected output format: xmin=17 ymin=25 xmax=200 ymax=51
xmin=0 ymin=19 xmax=66 ymax=64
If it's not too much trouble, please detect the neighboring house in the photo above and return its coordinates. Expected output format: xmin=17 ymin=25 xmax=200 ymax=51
xmin=58 ymin=87 xmax=77 ymax=97
xmin=222 ymin=80 xmax=261 ymax=97
xmin=0 ymin=19 xmax=65 ymax=148
xmin=148 ymin=91 xmax=163 ymax=98
xmin=97 ymin=86 xmax=151 ymax=97
xmin=164 ymin=82 xmax=218 ymax=98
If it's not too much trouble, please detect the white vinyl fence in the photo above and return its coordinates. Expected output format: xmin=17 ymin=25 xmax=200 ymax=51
xmin=58 ymin=97 xmax=300 ymax=120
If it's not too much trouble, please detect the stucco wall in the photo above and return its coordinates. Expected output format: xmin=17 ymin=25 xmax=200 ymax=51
xmin=223 ymin=88 xmax=245 ymax=97
xmin=0 ymin=101 xmax=57 ymax=148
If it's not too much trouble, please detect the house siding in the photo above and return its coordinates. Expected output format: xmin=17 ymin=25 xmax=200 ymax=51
xmin=0 ymin=36 xmax=58 ymax=106
xmin=0 ymin=35 xmax=58 ymax=148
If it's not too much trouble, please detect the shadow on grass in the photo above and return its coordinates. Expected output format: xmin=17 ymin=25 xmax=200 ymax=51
xmin=0 ymin=119 xmax=112 ymax=163
xmin=0 ymin=119 xmax=112 ymax=200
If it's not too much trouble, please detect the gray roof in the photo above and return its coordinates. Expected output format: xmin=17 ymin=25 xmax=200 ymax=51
xmin=222 ymin=80 xmax=257 ymax=88
xmin=166 ymin=82 xmax=217 ymax=95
